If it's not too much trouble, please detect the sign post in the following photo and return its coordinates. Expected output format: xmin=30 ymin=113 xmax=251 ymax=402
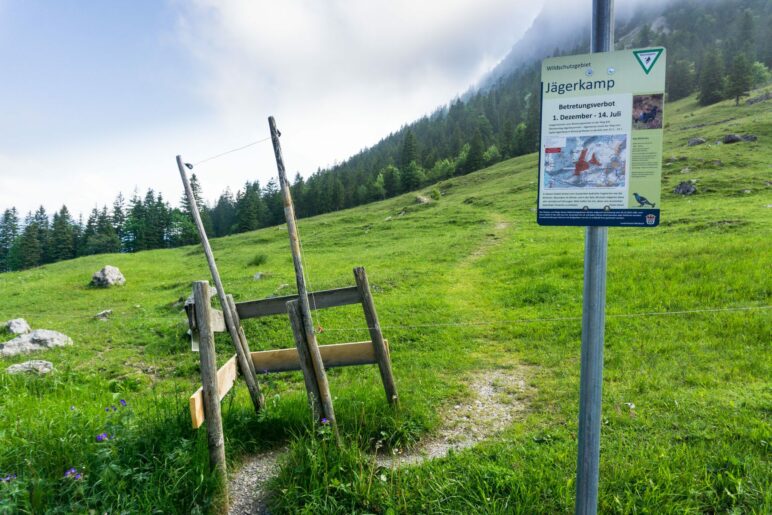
xmin=536 ymin=1 xmax=666 ymax=513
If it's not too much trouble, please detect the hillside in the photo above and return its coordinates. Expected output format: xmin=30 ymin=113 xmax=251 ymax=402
xmin=1 ymin=90 xmax=770 ymax=513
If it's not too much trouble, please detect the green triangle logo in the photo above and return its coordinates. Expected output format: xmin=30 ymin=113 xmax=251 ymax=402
xmin=633 ymin=48 xmax=664 ymax=74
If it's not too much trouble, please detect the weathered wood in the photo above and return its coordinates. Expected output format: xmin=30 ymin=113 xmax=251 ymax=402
xmin=226 ymin=295 xmax=257 ymax=378
xmin=235 ymin=286 xmax=361 ymax=320
xmin=354 ymin=267 xmax=399 ymax=407
xmin=190 ymin=355 xmax=239 ymax=429
xmin=177 ymin=155 xmax=264 ymax=414
xmin=269 ymin=116 xmax=338 ymax=439
xmin=287 ymin=300 xmax=323 ymax=420
xmin=190 ymin=341 xmax=385 ymax=427
xmin=252 ymin=340 xmax=383 ymax=373
xmin=193 ymin=281 xmax=227 ymax=481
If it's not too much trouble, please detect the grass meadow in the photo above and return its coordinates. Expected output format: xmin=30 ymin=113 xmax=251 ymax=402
xmin=0 ymin=90 xmax=770 ymax=513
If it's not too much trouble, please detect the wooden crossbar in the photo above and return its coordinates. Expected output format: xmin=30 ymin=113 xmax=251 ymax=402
xmin=235 ymin=286 xmax=361 ymax=320
xmin=189 ymin=340 xmax=386 ymax=428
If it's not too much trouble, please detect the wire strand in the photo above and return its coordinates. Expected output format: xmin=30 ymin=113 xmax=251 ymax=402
xmin=192 ymin=137 xmax=271 ymax=167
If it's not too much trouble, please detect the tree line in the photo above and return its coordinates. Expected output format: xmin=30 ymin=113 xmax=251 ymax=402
xmin=2 ymin=0 xmax=769 ymax=273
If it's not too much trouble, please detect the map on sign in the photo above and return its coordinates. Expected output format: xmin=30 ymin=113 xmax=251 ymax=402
xmin=537 ymin=48 xmax=666 ymax=227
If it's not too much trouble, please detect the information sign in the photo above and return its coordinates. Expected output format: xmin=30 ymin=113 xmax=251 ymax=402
xmin=538 ymin=48 xmax=666 ymax=226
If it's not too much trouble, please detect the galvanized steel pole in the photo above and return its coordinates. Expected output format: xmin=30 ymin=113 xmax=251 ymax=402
xmin=575 ymin=1 xmax=613 ymax=514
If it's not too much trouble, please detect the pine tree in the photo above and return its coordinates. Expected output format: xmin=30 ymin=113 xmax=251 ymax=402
xmin=32 ymin=206 xmax=50 ymax=263
xmin=698 ymin=49 xmax=725 ymax=105
xmin=667 ymin=59 xmax=695 ymax=101
xmin=49 ymin=206 xmax=75 ymax=262
xmin=16 ymin=214 xmax=42 ymax=269
xmin=464 ymin=131 xmax=485 ymax=174
xmin=727 ymin=53 xmax=753 ymax=105
xmin=0 ymin=208 xmax=20 ymax=272
xmin=400 ymin=130 xmax=418 ymax=170
xmin=381 ymin=165 xmax=401 ymax=198
xmin=400 ymin=161 xmax=425 ymax=191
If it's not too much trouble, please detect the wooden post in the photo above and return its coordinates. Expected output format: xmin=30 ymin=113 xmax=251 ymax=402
xmin=287 ymin=300 xmax=323 ymax=420
xmin=193 ymin=281 xmax=227 ymax=490
xmin=177 ymin=155 xmax=265 ymax=413
xmin=226 ymin=294 xmax=258 ymax=379
xmin=268 ymin=117 xmax=338 ymax=436
xmin=353 ymin=267 xmax=399 ymax=407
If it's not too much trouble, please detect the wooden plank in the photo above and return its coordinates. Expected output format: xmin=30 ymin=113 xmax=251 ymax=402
xmin=210 ymin=309 xmax=226 ymax=333
xmin=191 ymin=281 xmax=226 ymax=478
xmin=354 ymin=266 xmax=399 ymax=406
xmin=251 ymin=340 xmax=382 ymax=373
xmin=190 ymin=355 xmax=239 ymax=429
xmin=226 ymin=295 xmax=257 ymax=378
xmin=189 ymin=341 xmax=385 ymax=428
xmin=235 ymin=286 xmax=361 ymax=319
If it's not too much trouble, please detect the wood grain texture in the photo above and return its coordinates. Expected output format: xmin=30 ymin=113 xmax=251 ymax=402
xmin=235 ymin=286 xmax=361 ymax=320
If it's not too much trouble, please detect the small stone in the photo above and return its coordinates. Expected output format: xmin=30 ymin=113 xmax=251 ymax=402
xmin=743 ymin=189 xmax=752 ymax=194
xmin=687 ymin=137 xmax=705 ymax=147
xmin=94 ymin=310 xmax=112 ymax=321
xmin=741 ymin=134 xmax=757 ymax=142
xmin=90 ymin=266 xmax=125 ymax=287
xmin=673 ymin=181 xmax=697 ymax=195
xmin=722 ymin=134 xmax=742 ymax=144
xmin=253 ymin=272 xmax=263 ymax=281
xmin=680 ymin=166 xmax=690 ymax=174
xmin=415 ymin=195 xmax=431 ymax=205
xmin=711 ymin=160 xmax=723 ymax=167
xmin=384 ymin=216 xmax=393 ymax=221
xmin=0 ymin=330 xmax=72 ymax=357
xmin=5 ymin=319 xmax=31 ymax=335
xmin=6 ymin=360 xmax=54 ymax=375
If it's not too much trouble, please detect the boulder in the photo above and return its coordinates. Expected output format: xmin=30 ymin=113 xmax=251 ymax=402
xmin=673 ymin=182 xmax=697 ymax=196
xmin=6 ymin=360 xmax=54 ymax=375
xmin=91 ymin=266 xmax=125 ymax=287
xmin=687 ymin=137 xmax=706 ymax=147
xmin=741 ymin=134 xmax=757 ymax=142
xmin=0 ymin=330 xmax=72 ymax=357
xmin=415 ymin=195 xmax=431 ymax=204
xmin=252 ymin=272 xmax=264 ymax=281
xmin=5 ymin=319 xmax=31 ymax=335
xmin=721 ymin=134 xmax=742 ymax=144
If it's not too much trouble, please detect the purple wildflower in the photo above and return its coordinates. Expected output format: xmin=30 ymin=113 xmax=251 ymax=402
xmin=1 ymin=474 xmax=17 ymax=482
xmin=321 ymin=417 xmax=329 ymax=425
xmin=111 ymin=405 xmax=117 ymax=412
xmin=119 ymin=399 xmax=127 ymax=407
xmin=75 ymin=473 xmax=82 ymax=480
xmin=96 ymin=432 xmax=109 ymax=442
xmin=105 ymin=407 xmax=110 ymax=412
xmin=64 ymin=467 xmax=78 ymax=478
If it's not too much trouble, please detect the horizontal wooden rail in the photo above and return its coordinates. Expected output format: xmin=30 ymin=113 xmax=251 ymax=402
xmin=235 ymin=286 xmax=361 ymax=320
xmin=189 ymin=340 xmax=387 ymax=428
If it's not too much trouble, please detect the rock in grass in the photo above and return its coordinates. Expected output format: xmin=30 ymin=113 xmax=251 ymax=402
xmin=0 ymin=330 xmax=72 ymax=357
xmin=721 ymin=134 xmax=742 ymax=144
xmin=687 ymin=137 xmax=706 ymax=147
xmin=741 ymin=134 xmax=757 ymax=142
xmin=415 ymin=195 xmax=431 ymax=204
xmin=673 ymin=182 xmax=697 ymax=196
xmin=5 ymin=319 xmax=31 ymax=335
xmin=6 ymin=360 xmax=54 ymax=375
xmin=94 ymin=310 xmax=112 ymax=321
xmin=91 ymin=266 xmax=125 ymax=287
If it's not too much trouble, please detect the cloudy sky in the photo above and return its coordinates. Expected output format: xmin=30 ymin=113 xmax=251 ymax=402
xmin=0 ymin=0 xmax=546 ymax=217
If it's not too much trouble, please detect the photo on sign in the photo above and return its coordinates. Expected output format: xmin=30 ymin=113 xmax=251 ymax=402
xmin=542 ymin=134 xmax=627 ymax=189
xmin=632 ymin=93 xmax=664 ymax=129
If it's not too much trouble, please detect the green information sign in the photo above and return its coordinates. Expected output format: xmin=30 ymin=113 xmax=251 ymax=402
xmin=537 ymin=48 xmax=666 ymax=227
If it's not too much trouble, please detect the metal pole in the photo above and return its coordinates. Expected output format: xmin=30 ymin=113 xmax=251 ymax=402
xmin=576 ymin=1 xmax=613 ymax=514
xmin=267 ymin=117 xmax=339 ymax=438
xmin=176 ymin=155 xmax=265 ymax=413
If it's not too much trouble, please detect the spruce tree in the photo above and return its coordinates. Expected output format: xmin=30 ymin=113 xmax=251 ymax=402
xmin=0 ymin=208 xmax=19 ymax=272
xmin=49 ymin=206 xmax=75 ymax=262
xmin=727 ymin=53 xmax=753 ymax=105
xmin=698 ymin=49 xmax=725 ymax=105
xmin=400 ymin=130 xmax=418 ymax=170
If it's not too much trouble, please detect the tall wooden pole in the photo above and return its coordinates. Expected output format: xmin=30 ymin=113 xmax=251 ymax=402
xmin=177 ymin=155 xmax=265 ymax=413
xmin=576 ymin=1 xmax=613 ymax=514
xmin=267 ymin=117 xmax=338 ymax=435
xmin=193 ymin=281 xmax=227 ymax=492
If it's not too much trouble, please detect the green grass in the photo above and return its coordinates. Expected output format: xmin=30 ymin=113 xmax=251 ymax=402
xmin=1 ymin=89 xmax=770 ymax=513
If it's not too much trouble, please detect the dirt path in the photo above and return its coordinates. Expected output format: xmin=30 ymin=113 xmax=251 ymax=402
xmin=227 ymin=368 xmax=531 ymax=514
